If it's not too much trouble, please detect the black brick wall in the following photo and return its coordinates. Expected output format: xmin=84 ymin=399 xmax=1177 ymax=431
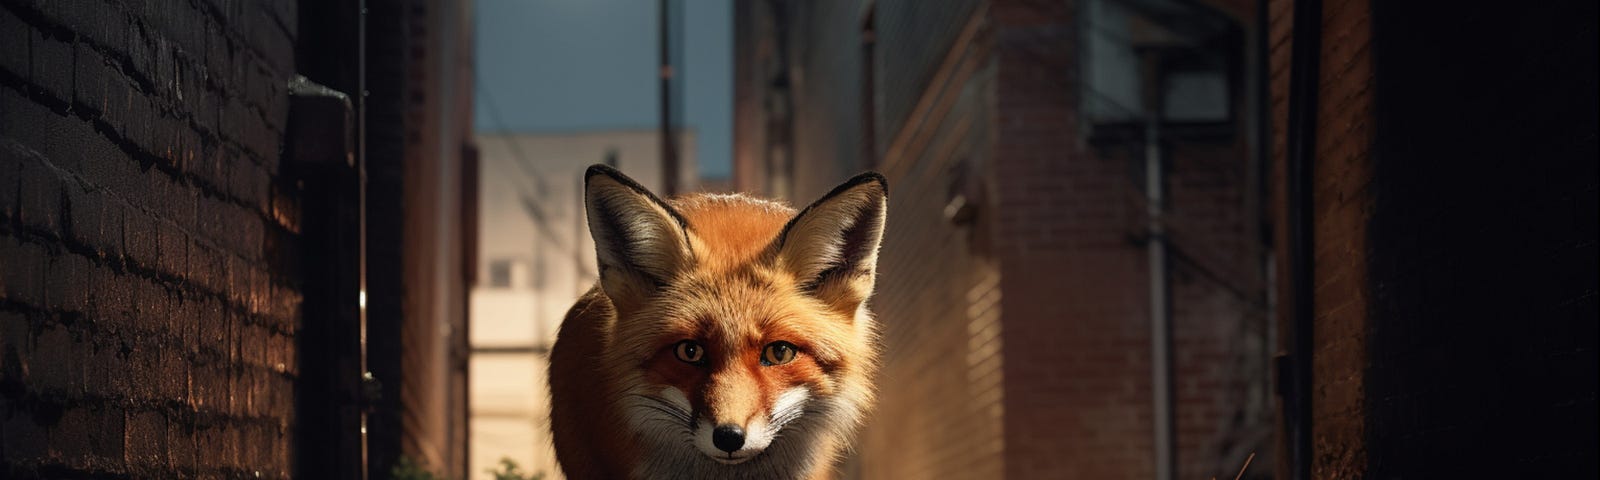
xmin=0 ymin=0 xmax=301 ymax=477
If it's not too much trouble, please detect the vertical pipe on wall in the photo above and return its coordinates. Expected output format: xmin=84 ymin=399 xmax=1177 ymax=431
xmin=1284 ymin=0 xmax=1321 ymax=478
xmin=1253 ymin=0 xmax=1271 ymax=378
xmin=1147 ymin=116 xmax=1174 ymax=480
xmin=356 ymin=1 xmax=370 ymax=478
xmin=1140 ymin=49 xmax=1175 ymax=480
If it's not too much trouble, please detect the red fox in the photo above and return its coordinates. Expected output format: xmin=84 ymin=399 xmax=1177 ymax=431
xmin=549 ymin=165 xmax=888 ymax=479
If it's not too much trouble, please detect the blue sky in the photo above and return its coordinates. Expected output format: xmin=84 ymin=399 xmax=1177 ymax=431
xmin=474 ymin=0 xmax=733 ymax=178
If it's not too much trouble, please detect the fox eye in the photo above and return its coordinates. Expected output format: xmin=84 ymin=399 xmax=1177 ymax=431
xmin=761 ymin=342 xmax=798 ymax=366
xmin=674 ymin=340 xmax=706 ymax=364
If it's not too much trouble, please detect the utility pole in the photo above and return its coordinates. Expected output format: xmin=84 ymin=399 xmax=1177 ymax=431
xmin=658 ymin=0 xmax=679 ymax=195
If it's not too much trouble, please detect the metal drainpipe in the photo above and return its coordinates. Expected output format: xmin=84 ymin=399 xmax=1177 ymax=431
xmin=1141 ymin=50 xmax=1175 ymax=480
xmin=1284 ymin=0 xmax=1322 ymax=478
xmin=356 ymin=1 xmax=370 ymax=479
xmin=1147 ymin=115 xmax=1174 ymax=480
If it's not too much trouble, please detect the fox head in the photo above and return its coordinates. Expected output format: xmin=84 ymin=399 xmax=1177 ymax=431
xmin=583 ymin=165 xmax=886 ymax=477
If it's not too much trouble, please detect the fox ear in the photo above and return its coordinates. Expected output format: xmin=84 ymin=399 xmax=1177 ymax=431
xmin=584 ymin=165 xmax=694 ymax=306
xmin=777 ymin=172 xmax=888 ymax=312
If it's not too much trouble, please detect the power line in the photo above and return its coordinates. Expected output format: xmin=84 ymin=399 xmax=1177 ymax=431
xmin=474 ymin=75 xmax=579 ymax=255
xmin=476 ymin=78 xmax=551 ymax=195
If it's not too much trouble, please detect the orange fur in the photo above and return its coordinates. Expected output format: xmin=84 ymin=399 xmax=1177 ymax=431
xmin=549 ymin=166 xmax=887 ymax=479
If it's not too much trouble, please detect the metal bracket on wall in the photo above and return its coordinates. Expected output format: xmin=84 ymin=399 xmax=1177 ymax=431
xmin=286 ymin=74 xmax=366 ymax=480
xmin=287 ymin=76 xmax=355 ymax=169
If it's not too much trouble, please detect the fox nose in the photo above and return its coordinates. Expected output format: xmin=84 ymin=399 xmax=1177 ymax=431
xmin=712 ymin=424 xmax=745 ymax=453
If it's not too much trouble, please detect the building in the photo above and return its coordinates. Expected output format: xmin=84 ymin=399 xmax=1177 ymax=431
xmin=736 ymin=0 xmax=1273 ymax=478
xmin=469 ymin=129 xmax=694 ymax=480
xmin=737 ymin=0 xmax=1597 ymax=479
xmin=1 ymin=0 xmax=478 ymax=478
xmin=1266 ymin=1 xmax=1597 ymax=478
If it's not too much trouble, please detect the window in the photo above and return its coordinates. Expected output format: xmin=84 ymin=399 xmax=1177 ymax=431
xmin=1082 ymin=0 xmax=1239 ymax=136
xmin=487 ymin=259 xmax=514 ymax=288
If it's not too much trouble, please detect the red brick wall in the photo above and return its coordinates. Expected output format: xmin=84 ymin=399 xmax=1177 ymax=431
xmin=737 ymin=1 xmax=1272 ymax=478
xmin=987 ymin=1 xmax=1211 ymax=475
xmin=855 ymin=8 xmax=1005 ymax=480
xmin=991 ymin=1 xmax=1157 ymax=477
xmin=1305 ymin=0 xmax=1373 ymax=476
xmin=734 ymin=2 xmax=1009 ymax=477
xmin=0 ymin=1 xmax=300 ymax=477
xmin=994 ymin=0 xmax=1272 ymax=477
xmin=1264 ymin=1 xmax=1293 ymax=474
xmin=1267 ymin=0 xmax=1375 ymax=477
xmin=1269 ymin=1 xmax=1598 ymax=477
xmin=1166 ymin=138 xmax=1274 ymax=479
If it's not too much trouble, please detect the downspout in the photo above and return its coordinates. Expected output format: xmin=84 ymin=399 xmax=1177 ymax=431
xmin=1147 ymin=108 xmax=1174 ymax=480
xmin=1284 ymin=0 xmax=1321 ymax=478
xmin=357 ymin=1 xmax=370 ymax=479
xmin=1140 ymin=49 xmax=1175 ymax=480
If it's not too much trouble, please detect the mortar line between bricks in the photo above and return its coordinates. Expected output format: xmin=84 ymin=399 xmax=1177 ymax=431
xmin=0 ymin=44 xmax=280 ymax=175
xmin=170 ymin=39 xmax=289 ymax=140
xmin=186 ymin=0 xmax=297 ymax=75
xmin=0 ymin=357 xmax=300 ymax=413
xmin=0 ymin=72 xmax=288 ymax=231
xmin=161 ymin=44 xmax=289 ymax=143
xmin=2 ymin=2 xmax=153 ymax=100
xmin=113 ymin=0 xmax=298 ymax=111
xmin=7 ymin=0 xmax=290 ymax=131
xmin=0 ymin=224 xmax=298 ymax=339
xmin=1 ymin=93 xmax=295 ymax=256
xmin=0 ymin=296 xmax=295 ymax=377
xmin=0 ymin=219 xmax=300 ymax=336
xmin=1 ymin=144 xmax=299 ymax=336
xmin=0 ymin=307 xmax=298 ymax=417
xmin=0 ymin=461 xmax=137 ymax=480
xmin=4 ymin=1 xmax=289 ymax=166
xmin=2 ymin=460 xmax=287 ymax=480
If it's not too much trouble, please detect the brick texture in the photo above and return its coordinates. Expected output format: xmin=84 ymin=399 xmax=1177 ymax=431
xmin=735 ymin=1 xmax=1011 ymax=478
xmin=858 ymin=9 xmax=1005 ymax=480
xmin=874 ymin=0 xmax=982 ymax=156
xmin=737 ymin=1 xmax=1273 ymax=478
xmin=1268 ymin=0 xmax=1597 ymax=477
xmin=0 ymin=1 xmax=300 ymax=478
xmin=992 ymin=1 xmax=1271 ymax=478
xmin=1304 ymin=0 xmax=1373 ymax=476
xmin=1265 ymin=0 xmax=1377 ymax=477
xmin=990 ymin=1 xmax=1154 ymax=477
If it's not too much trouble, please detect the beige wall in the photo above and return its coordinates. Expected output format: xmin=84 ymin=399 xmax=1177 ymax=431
xmin=469 ymin=130 xmax=694 ymax=480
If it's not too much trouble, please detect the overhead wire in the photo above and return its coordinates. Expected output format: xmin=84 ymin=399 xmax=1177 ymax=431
xmin=474 ymin=75 xmax=574 ymax=253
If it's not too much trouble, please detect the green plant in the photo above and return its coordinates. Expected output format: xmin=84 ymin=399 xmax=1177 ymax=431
xmin=391 ymin=456 xmax=448 ymax=480
xmin=486 ymin=458 xmax=544 ymax=480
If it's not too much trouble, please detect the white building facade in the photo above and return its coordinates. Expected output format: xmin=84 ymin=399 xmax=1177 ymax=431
xmin=469 ymin=130 xmax=695 ymax=479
